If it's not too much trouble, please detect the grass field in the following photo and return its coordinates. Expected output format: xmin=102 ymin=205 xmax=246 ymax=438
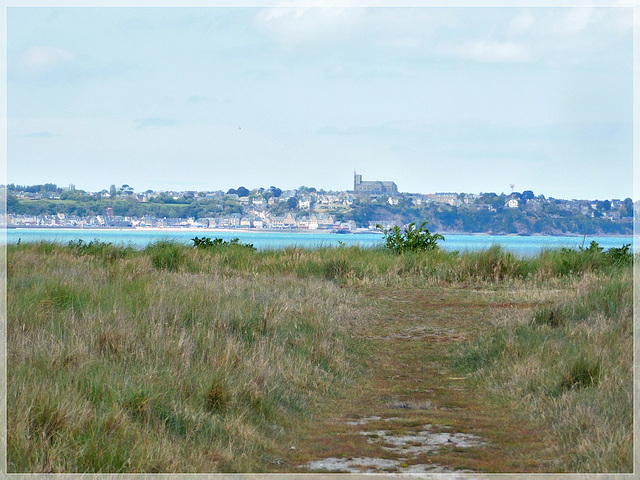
xmin=6 ymin=239 xmax=633 ymax=472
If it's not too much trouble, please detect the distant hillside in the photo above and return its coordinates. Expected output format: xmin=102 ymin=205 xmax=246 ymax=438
xmin=5 ymin=188 xmax=633 ymax=236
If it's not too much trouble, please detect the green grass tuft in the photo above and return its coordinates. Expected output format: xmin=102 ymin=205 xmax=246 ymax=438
xmin=145 ymin=241 xmax=191 ymax=271
xmin=204 ymin=376 xmax=231 ymax=415
xmin=557 ymin=357 xmax=601 ymax=394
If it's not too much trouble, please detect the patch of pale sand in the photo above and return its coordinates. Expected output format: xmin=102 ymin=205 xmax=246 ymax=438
xmin=346 ymin=415 xmax=382 ymax=426
xmin=300 ymin=422 xmax=485 ymax=473
xmin=384 ymin=416 xmax=403 ymax=422
xmin=361 ymin=424 xmax=485 ymax=455
xmin=303 ymin=456 xmax=398 ymax=473
xmin=387 ymin=399 xmax=436 ymax=410
xmin=301 ymin=456 xmax=466 ymax=474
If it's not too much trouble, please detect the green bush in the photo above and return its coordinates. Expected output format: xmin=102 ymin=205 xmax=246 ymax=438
xmin=557 ymin=241 xmax=633 ymax=274
xmin=192 ymin=236 xmax=256 ymax=251
xmin=68 ymin=239 xmax=132 ymax=262
xmin=376 ymin=221 xmax=444 ymax=254
xmin=603 ymin=243 xmax=632 ymax=267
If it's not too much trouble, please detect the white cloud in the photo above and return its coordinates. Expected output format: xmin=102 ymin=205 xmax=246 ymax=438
xmin=508 ymin=9 xmax=534 ymax=36
xmin=523 ymin=8 xmax=632 ymax=65
xmin=438 ymin=8 xmax=630 ymax=67
xmin=15 ymin=46 xmax=76 ymax=75
xmin=378 ymin=36 xmax=422 ymax=49
xmin=255 ymin=5 xmax=453 ymax=47
xmin=554 ymin=7 xmax=604 ymax=35
xmin=440 ymin=40 xmax=530 ymax=63
xmin=255 ymin=4 xmax=368 ymax=44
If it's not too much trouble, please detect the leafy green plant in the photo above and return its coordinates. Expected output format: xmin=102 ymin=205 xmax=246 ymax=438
xmin=192 ymin=236 xmax=256 ymax=251
xmin=604 ymin=243 xmax=632 ymax=267
xmin=68 ymin=239 xmax=131 ymax=262
xmin=580 ymin=240 xmax=604 ymax=254
xmin=554 ymin=241 xmax=634 ymax=275
xmin=376 ymin=221 xmax=444 ymax=254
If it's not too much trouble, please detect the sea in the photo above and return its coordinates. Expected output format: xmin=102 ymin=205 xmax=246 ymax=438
xmin=3 ymin=228 xmax=635 ymax=258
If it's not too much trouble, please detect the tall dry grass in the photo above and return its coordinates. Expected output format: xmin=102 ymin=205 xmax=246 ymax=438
xmin=7 ymin=239 xmax=633 ymax=472
xmin=454 ymin=268 xmax=633 ymax=472
xmin=8 ymin=242 xmax=367 ymax=472
xmin=131 ymin=240 xmax=631 ymax=287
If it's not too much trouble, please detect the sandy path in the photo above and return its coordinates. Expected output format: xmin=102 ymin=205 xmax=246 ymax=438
xmin=273 ymin=285 xmax=556 ymax=473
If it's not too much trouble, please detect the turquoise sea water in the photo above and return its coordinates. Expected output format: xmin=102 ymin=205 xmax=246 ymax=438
xmin=4 ymin=228 xmax=635 ymax=258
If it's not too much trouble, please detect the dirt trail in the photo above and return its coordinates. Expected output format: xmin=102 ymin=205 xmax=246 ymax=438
xmin=276 ymin=285 xmax=557 ymax=473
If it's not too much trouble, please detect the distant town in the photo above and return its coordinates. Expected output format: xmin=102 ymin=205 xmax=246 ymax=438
xmin=3 ymin=172 xmax=635 ymax=235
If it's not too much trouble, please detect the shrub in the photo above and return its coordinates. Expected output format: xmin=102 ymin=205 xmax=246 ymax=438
xmin=192 ymin=236 xmax=256 ymax=251
xmin=603 ymin=243 xmax=632 ymax=267
xmin=68 ymin=239 xmax=131 ymax=262
xmin=376 ymin=221 xmax=444 ymax=254
xmin=580 ymin=240 xmax=603 ymax=254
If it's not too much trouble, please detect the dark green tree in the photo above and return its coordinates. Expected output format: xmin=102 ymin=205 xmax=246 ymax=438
xmin=269 ymin=186 xmax=282 ymax=197
xmin=522 ymin=190 xmax=535 ymax=200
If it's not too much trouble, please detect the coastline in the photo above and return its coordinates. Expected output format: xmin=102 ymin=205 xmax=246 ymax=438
xmin=8 ymin=225 xmax=361 ymax=235
xmin=6 ymin=225 xmax=633 ymax=238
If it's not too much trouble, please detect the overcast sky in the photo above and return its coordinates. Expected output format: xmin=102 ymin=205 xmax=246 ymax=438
xmin=6 ymin=2 xmax=635 ymax=200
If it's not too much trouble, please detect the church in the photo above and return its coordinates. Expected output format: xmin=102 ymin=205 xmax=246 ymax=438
xmin=353 ymin=171 xmax=398 ymax=195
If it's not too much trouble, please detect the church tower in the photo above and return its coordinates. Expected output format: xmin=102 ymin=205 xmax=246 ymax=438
xmin=354 ymin=171 xmax=362 ymax=191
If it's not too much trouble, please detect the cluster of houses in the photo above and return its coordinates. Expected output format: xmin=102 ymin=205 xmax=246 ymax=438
xmin=5 ymin=173 xmax=632 ymax=229
xmin=8 ymin=188 xmax=358 ymax=210
xmin=5 ymin=212 xmax=364 ymax=232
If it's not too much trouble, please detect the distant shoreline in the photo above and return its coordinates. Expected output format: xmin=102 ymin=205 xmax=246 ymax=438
xmin=7 ymin=225 xmax=360 ymax=235
xmin=5 ymin=225 xmax=633 ymax=238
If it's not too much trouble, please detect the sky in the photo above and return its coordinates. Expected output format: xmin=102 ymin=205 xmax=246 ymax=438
xmin=5 ymin=1 xmax=636 ymax=200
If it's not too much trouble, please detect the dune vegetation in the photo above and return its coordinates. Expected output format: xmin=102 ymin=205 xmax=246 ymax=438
xmin=6 ymin=237 xmax=633 ymax=472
